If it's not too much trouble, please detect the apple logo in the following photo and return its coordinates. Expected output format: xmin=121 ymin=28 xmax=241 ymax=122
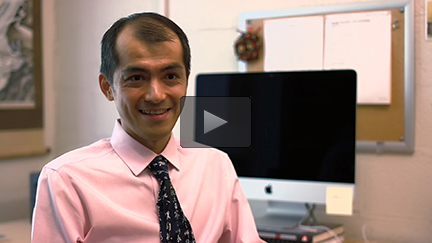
xmin=265 ymin=184 xmax=272 ymax=194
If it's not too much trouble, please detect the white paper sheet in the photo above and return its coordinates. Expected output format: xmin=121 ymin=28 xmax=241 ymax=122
xmin=323 ymin=11 xmax=392 ymax=104
xmin=264 ymin=16 xmax=324 ymax=71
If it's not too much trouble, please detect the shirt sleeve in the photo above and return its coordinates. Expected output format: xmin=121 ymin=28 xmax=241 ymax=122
xmin=219 ymin=155 xmax=266 ymax=243
xmin=31 ymin=167 xmax=84 ymax=243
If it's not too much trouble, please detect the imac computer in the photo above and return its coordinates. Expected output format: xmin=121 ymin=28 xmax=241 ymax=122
xmin=194 ymin=70 xmax=356 ymax=227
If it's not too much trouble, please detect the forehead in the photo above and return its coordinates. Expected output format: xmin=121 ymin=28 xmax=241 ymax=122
xmin=115 ymin=25 xmax=183 ymax=61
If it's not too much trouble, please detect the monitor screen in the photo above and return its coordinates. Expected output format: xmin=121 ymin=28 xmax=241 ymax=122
xmin=194 ymin=70 xmax=356 ymax=213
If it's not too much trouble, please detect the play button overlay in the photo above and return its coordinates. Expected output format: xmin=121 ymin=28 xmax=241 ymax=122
xmin=180 ymin=96 xmax=251 ymax=148
xmin=204 ymin=110 xmax=227 ymax=134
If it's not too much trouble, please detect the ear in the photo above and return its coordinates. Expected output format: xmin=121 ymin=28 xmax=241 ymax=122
xmin=99 ymin=74 xmax=114 ymax=101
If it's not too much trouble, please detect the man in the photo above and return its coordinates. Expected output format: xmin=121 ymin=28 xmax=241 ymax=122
xmin=32 ymin=12 xmax=264 ymax=243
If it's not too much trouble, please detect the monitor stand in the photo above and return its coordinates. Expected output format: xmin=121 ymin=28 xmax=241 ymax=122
xmin=249 ymin=200 xmax=317 ymax=229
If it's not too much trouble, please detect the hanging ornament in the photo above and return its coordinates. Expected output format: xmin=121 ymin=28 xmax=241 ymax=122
xmin=234 ymin=26 xmax=261 ymax=62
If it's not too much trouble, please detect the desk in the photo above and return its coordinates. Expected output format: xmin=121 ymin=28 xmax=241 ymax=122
xmin=0 ymin=219 xmax=394 ymax=243
xmin=345 ymin=241 xmax=394 ymax=243
xmin=0 ymin=219 xmax=30 ymax=243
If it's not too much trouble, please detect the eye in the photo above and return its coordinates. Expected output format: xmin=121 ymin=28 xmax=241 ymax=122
xmin=127 ymin=75 xmax=144 ymax=81
xmin=167 ymin=73 xmax=178 ymax=80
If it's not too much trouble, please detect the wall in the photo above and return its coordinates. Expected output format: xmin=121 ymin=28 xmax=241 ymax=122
xmin=0 ymin=0 xmax=431 ymax=242
xmin=0 ymin=0 xmax=161 ymax=222
xmin=169 ymin=0 xmax=432 ymax=242
xmin=0 ymin=0 xmax=55 ymax=222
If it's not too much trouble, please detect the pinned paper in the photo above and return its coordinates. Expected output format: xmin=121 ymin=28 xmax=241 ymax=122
xmin=323 ymin=11 xmax=392 ymax=104
xmin=326 ymin=186 xmax=354 ymax=215
xmin=263 ymin=16 xmax=324 ymax=72
xmin=262 ymin=10 xmax=392 ymax=105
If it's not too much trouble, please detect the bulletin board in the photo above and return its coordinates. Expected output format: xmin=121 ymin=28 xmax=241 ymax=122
xmin=238 ymin=0 xmax=415 ymax=153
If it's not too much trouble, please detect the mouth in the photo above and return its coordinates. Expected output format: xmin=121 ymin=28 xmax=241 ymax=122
xmin=139 ymin=108 xmax=170 ymax=115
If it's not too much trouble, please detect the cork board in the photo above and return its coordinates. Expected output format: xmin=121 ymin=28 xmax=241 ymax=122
xmin=238 ymin=0 xmax=415 ymax=153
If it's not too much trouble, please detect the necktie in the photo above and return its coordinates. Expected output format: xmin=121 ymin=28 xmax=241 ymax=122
xmin=149 ymin=155 xmax=196 ymax=243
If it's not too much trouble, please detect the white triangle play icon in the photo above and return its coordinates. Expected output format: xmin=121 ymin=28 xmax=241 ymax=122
xmin=204 ymin=110 xmax=228 ymax=134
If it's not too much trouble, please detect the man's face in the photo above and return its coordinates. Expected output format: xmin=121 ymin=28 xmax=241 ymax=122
xmin=100 ymin=26 xmax=188 ymax=151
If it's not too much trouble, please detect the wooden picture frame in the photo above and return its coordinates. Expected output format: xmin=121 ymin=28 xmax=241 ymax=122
xmin=0 ymin=0 xmax=46 ymax=159
xmin=426 ymin=0 xmax=432 ymax=40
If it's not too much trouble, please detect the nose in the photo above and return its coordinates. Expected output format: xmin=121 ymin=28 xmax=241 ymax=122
xmin=144 ymin=79 xmax=166 ymax=103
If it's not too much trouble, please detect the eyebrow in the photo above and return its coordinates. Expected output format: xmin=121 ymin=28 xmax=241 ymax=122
xmin=162 ymin=63 xmax=184 ymax=72
xmin=121 ymin=63 xmax=184 ymax=76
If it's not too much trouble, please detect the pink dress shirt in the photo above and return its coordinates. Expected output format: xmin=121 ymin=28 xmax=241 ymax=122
xmin=32 ymin=120 xmax=265 ymax=243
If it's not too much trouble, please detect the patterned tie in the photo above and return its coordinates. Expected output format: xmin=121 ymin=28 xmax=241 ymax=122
xmin=149 ymin=155 xmax=196 ymax=243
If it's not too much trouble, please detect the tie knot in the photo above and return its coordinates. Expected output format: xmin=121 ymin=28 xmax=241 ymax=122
xmin=149 ymin=155 xmax=169 ymax=181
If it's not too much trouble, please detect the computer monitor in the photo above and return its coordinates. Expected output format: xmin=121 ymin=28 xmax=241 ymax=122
xmin=194 ymin=70 xmax=356 ymax=227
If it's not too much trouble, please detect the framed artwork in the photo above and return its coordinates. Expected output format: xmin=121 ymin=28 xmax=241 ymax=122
xmin=427 ymin=0 xmax=432 ymax=40
xmin=0 ymin=0 xmax=46 ymax=158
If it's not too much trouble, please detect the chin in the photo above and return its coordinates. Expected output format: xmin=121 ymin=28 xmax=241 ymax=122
xmin=144 ymin=129 xmax=172 ymax=141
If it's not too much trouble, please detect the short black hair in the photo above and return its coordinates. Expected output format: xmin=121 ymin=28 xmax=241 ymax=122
xmin=100 ymin=12 xmax=191 ymax=85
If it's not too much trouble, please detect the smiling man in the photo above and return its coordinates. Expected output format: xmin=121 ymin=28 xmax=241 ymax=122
xmin=101 ymin=22 xmax=187 ymax=154
xmin=31 ymin=12 xmax=264 ymax=243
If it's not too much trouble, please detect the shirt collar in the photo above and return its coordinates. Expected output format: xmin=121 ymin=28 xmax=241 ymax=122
xmin=110 ymin=120 xmax=180 ymax=176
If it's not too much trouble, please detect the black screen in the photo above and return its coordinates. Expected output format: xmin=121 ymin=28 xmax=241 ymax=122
xmin=195 ymin=70 xmax=356 ymax=183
